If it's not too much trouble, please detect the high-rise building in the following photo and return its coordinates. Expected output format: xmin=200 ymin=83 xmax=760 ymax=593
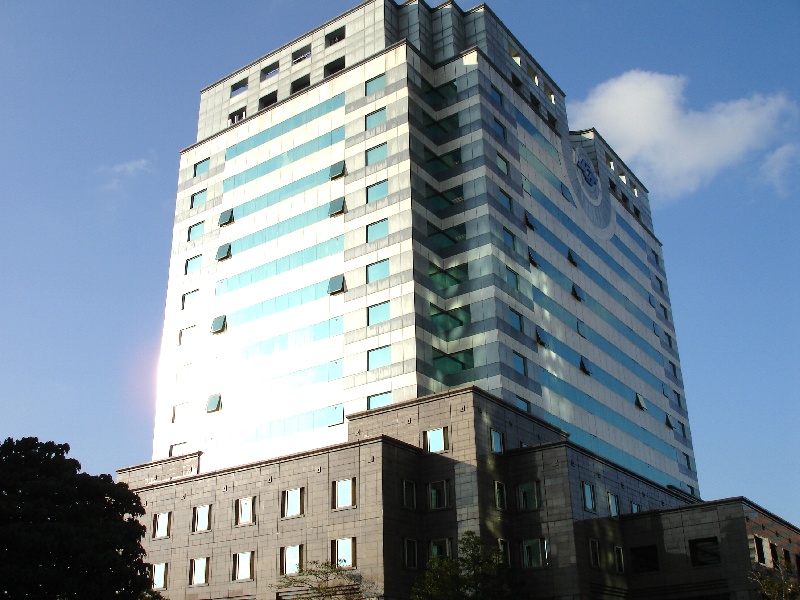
xmin=152 ymin=0 xmax=697 ymax=499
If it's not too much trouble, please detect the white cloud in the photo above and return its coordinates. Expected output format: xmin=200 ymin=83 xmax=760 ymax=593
xmin=110 ymin=158 xmax=151 ymax=175
xmin=760 ymin=143 xmax=800 ymax=197
xmin=99 ymin=158 xmax=153 ymax=192
xmin=568 ymin=70 xmax=797 ymax=204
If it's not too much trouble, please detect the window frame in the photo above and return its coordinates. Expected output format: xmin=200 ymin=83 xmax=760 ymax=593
xmin=425 ymin=427 xmax=449 ymax=453
xmin=365 ymin=108 xmax=387 ymax=129
xmin=366 ymin=143 xmax=388 ymax=166
xmin=490 ymin=429 xmax=504 ymax=453
xmin=282 ymin=487 xmax=304 ymax=518
xmin=232 ymin=550 xmax=254 ymax=581
xmin=333 ymin=478 xmax=356 ymax=509
xmin=518 ymin=481 xmax=541 ymax=510
xmin=428 ymin=480 xmax=449 ymax=510
xmin=333 ymin=537 xmax=356 ymax=568
xmin=153 ymin=512 xmax=171 ymax=539
xmin=582 ymin=482 xmax=596 ymax=512
xmin=189 ymin=556 xmax=209 ymax=586
xmin=192 ymin=504 xmax=211 ymax=533
xmin=402 ymin=480 xmax=417 ymax=509
xmin=281 ymin=544 xmax=303 ymax=575
xmin=236 ymin=496 xmax=255 ymax=526
xmin=152 ymin=562 xmax=168 ymax=590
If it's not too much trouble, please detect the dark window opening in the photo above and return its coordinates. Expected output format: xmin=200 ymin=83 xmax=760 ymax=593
xmin=690 ymin=537 xmax=721 ymax=567
xmin=260 ymin=62 xmax=279 ymax=81
xmin=324 ymin=57 xmax=345 ymax=77
xmin=630 ymin=545 xmax=659 ymax=574
xmin=230 ymin=78 xmax=248 ymax=98
xmin=325 ymin=26 xmax=345 ymax=47
xmin=259 ymin=91 xmax=278 ymax=111
xmin=291 ymin=75 xmax=311 ymax=94
xmin=228 ymin=107 xmax=246 ymax=126
xmin=291 ymin=44 xmax=311 ymax=64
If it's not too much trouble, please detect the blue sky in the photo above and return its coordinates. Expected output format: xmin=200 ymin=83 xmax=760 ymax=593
xmin=1 ymin=1 xmax=798 ymax=524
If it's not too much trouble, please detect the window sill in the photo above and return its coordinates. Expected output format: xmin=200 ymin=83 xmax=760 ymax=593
xmin=332 ymin=505 xmax=356 ymax=512
xmin=235 ymin=522 xmax=255 ymax=528
xmin=281 ymin=514 xmax=305 ymax=520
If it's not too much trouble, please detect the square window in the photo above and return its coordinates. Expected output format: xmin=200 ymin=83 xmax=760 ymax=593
xmin=404 ymin=539 xmax=418 ymax=568
xmin=230 ymin=78 xmax=248 ymax=98
xmin=334 ymin=538 xmax=355 ymax=568
xmin=509 ymin=309 xmax=523 ymax=332
xmin=327 ymin=274 xmax=345 ymax=295
xmin=614 ymin=546 xmax=625 ymax=573
xmin=490 ymin=85 xmax=503 ymax=106
xmin=152 ymin=563 xmax=167 ymax=589
xmin=153 ymin=512 xmax=171 ymax=538
xmin=366 ymin=143 xmax=388 ymax=165
xmin=216 ymin=243 xmax=232 ymax=261
xmin=259 ymin=91 xmax=278 ymax=111
xmin=189 ymin=557 xmax=208 ymax=585
xmin=518 ymin=481 xmax=541 ymax=510
xmin=512 ymin=351 xmax=526 ymax=376
xmin=689 ymin=537 xmax=721 ymax=566
xmin=193 ymin=505 xmax=211 ymax=532
xmin=425 ymin=427 xmax=448 ymax=453
xmin=515 ymin=396 xmax=530 ymax=412
xmin=206 ymin=394 xmax=222 ymax=413
xmin=502 ymin=228 xmax=516 ymax=251
xmin=493 ymin=118 xmax=507 ymax=140
xmin=368 ymin=301 xmax=390 ymax=325
xmin=522 ymin=539 xmax=547 ymax=568
xmin=490 ymin=429 xmax=504 ymax=453
xmin=365 ymin=74 xmax=386 ymax=95
xmin=185 ymin=255 xmax=202 ymax=275
xmin=431 ymin=539 xmax=451 ymax=558
xmin=429 ymin=480 xmax=448 ymax=509
xmin=583 ymin=482 xmax=596 ymax=511
xmin=210 ymin=315 xmax=226 ymax=334
xmin=506 ymin=267 xmax=519 ymax=289
xmin=328 ymin=197 xmax=345 ymax=217
xmin=282 ymin=488 xmax=304 ymax=517
xmin=366 ymin=259 xmax=390 ymax=282
xmin=233 ymin=551 xmax=253 ymax=581
xmin=494 ymin=481 xmax=507 ymax=509
xmin=403 ymin=480 xmax=416 ymax=509
xmin=219 ymin=208 xmax=234 ymax=226
xmin=194 ymin=159 xmax=209 ymax=177
xmin=236 ymin=497 xmax=254 ymax=525
xmin=589 ymin=539 xmax=600 ymax=568
xmin=608 ymin=492 xmax=619 ymax=517
xmin=367 ymin=179 xmax=389 ymax=203
xmin=366 ymin=219 xmax=389 ymax=243
xmin=367 ymin=345 xmax=391 ymax=370
xmin=366 ymin=108 xmax=387 ymax=129
xmin=496 ymin=154 xmax=509 ymax=175
xmin=188 ymin=222 xmax=205 ymax=241
xmin=191 ymin=189 xmax=207 ymax=209
xmin=368 ymin=391 xmax=392 ymax=409
xmin=334 ymin=478 xmax=355 ymax=508
xmin=282 ymin=545 xmax=302 ymax=575
xmin=260 ymin=61 xmax=279 ymax=81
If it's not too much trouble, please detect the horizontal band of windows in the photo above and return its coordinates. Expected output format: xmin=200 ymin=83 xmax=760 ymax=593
xmin=518 ymin=141 xmax=572 ymax=203
xmin=537 ymin=337 xmax=677 ymax=458
xmin=231 ymin=166 xmax=334 ymax=222
xmin=534 ymin=399 xmax=696 ymax=491
xmin=223 ymin=127 xmax=345 ymax=192
xmin=225 ymin=94 xmax=345 ymax=161
xmin=226 ymin=279 xmax=332 ymax=328
xmin=227 ymin=203 xmax=333 ymax=257
xmin=528 ymin=213 xmax=655 ymax=333
xmin=513 ymin=106 xmax=560 ymax=163
xmin=615 ymin=212 xmax=647 ymax=252
xmin=611 ymin=235 xmax=650 ymax=276
xmin=523 ymin=176 xmax=652 ymax=302
xmin=241 ymin=317 xmax=343 ymax=360
xmin=217 ymin=236 xmax=343 ymax=295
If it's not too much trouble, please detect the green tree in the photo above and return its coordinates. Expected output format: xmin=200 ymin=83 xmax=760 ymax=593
xmin=411 ymin=531 xmax=514 ymax=600
xmin=275 ymin=560 xmax=382 ymax=599
xmin=751 ymin=556 xmax=799 ymax=600
xmin=0 ymin=437 xmax=160 ymax=600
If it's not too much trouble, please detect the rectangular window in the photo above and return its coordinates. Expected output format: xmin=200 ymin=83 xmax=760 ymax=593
xmin=236 ymin=497 xmax=254 ymax=525
xmin=324 ymin=57 xmax=346 ymax=77
xmin=194 ymin=158 xmax=209 ymax=177
xmin=366 ymin=259 xmax=390 ymax=282
xmin=608 ymin=493 xmax=619 ymax=517
xmin=366 ymin=108 xmax=387 ymax=129
xmin=515 ymin=396 xmax=530 ymax=412
xmin=630 ymin=545 xmax=660 ymax=573
xmin=368 ymin=301 xmax=390 ymax=325
xmin=583 ymin=482 xmax=596 ymax=511
xmin=365 ymin=74 xmax=386 ymax=95
xmin=258 ymin=91 xmax=278 ymax=111
xmin=614 ymin=546 xmax=625 ymax=573
xmin=366 ymin=143 xmax=388 ymax=165
xmin=290 ymin=74 xmax=311 ymax=94
xmin=366 ymin=218 xmax=389 ymax=243
xmin=260 ymin=61 xmax=279 ymax=80
xmin=153 ymin=512 xmax=170 ymax=538
xmin=188 ymin=222 xmax=205 ymax=241
xmin=770 ymin=542 xmax=780 ymax=567
xmin=494 ymin=481 xmax=507 ymax=509
xmin=509 ymin=308 xmax=523 ymax=332
xmin=498 ymin=539 xmax=511 ymax=565
xmin=493 ymin=118 xmax=507 ymax=140
xmin=683 ymin=452 xmax=692 ymax=470
xmin=522 ymin=539 xmax=547 ymax=568
xmin=631 ymin=502 xmax=641 ymax=513
xmin=368 ymin=391 xmax=392 ymax=409
xmin=281 ymin=545 xmax=302 ymax=575
xmin=189 ymin=557 xmax=208 ymax=585
xmin=506 ymin=267 xmax=519 ymax=289
xmin=425 ymin=427 xmax=448 ymax=453
xmin=512 ymin=352 xmax=526 ymax=376
xmin=228 ymin=107 xmax=246 ymax=126
xmin=496 ymin=154 xmax=509 ymax=174
xmin=152 ymin=563 xmax=167 ymax=589
xmin=333 ymin=538 xmax=355 ymax=568
xmin=404 ymin=539 xmax=418 ymax=568
xmin=325 ymin=26 xmax=345 ymax=47
xmin=193 ymin=505 xmax=211 ymax=532
xmin=230 ymin=78 xmax=248 ymax=98
xmin=589 ymin=539 xmax=600 ymax=567
xmin=429 ymin=480 xmax=448 ymax=509
xmin=367 ymin=179 xmax=389 ymax=203
xmin=431 ymin=539 xmax=451 ymax=558
xmin=518 ymin=481 xmax=541 ymax=510
xmin=490 ymin=429 xmax=504 ymax=453
xmin=190 ymin=189 xmax=207 ymax=209
xmin=689 ymin=537 xmax=721 ymax=567
xmin=498 ymin=189 xmax=513 ymax=211
xmin=233 ymin=551 xmax=253 ymax=581
xmin=282 ymin=488 xmax=304 ymax=518
xmin=292 ymin=44 xmax=311 ymax=64
xmin=367 ymin=345 xmax=391 ymax=370
xmin=333 ymin=478 xmax=355 ymax=508
xmin=185 ymin=255 xmax=202 ymax=275
xmin=490 ymin=85 xmax=503 ymax=107
xmin=660 ymin=303 xmax=669 ymax=319
xmin=502 ymin=228 xmax=516 ymax=251
xmin=403 ymin=480 xmax=416 ymax=509
xmin=755 ymin=536 xmax=766 ymax=564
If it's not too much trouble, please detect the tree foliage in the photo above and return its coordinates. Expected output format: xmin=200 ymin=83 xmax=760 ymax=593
xmin=275 ymin=560 xmax=382 ymax=599
xmin=411 ymin=531 xmax=514 ymax=600
xmin=751 ymin=557 xmax=799 ymax=600
xmin=0 ymin=437 xmax=159 ymax=600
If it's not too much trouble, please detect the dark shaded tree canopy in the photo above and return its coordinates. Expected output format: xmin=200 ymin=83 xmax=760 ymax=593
xmin=0 ymin=437 xmax=157 ymax=600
